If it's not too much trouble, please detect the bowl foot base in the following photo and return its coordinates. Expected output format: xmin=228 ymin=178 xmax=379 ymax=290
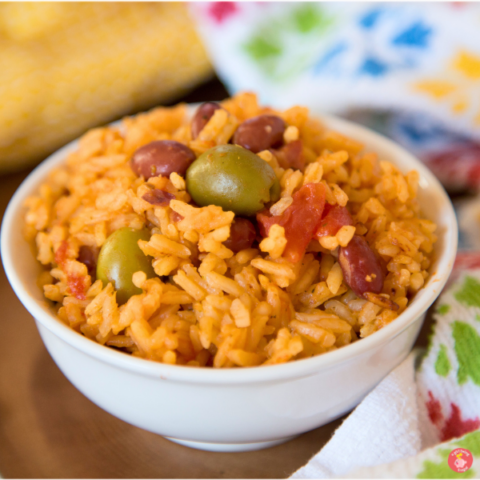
xmin=164 ymin=434 xmax=298 ymax=452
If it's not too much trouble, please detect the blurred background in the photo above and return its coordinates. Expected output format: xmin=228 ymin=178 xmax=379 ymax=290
xmin=1 ymin=3 xmax=480 ymax=477
xmin=1 ymin=2 xmax=479 ymax=187
xmin=0 ymin=2 xmax=214 ymax=172
xmin=3 ymin=1 xmax=480 ymax=245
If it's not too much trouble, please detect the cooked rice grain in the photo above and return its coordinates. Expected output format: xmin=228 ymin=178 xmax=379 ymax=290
xmin=25 ymin=92 xmax=437 ymax=367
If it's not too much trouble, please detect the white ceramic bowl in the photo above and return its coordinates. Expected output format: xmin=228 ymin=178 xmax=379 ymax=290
xmin=1 ymin=113 xmax=457 ymax=452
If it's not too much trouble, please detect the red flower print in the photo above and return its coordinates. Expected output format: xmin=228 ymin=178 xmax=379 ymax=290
xmin=208 ymin=2 xmax=238 ymax=24
xmin=426 ymin=391 xmax=444 ymax=426
xmin=441 ymin=403 xmax=480 ymax=442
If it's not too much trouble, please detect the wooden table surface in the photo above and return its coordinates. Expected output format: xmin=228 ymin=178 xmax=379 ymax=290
xmin=0 ymin=80 xmax=434 ymax=479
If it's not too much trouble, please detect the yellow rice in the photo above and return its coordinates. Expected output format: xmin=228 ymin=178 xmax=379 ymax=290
xmin=24 ymin=92 xmax=437 ymax=368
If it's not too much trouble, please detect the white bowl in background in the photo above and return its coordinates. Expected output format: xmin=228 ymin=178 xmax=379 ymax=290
xmin=1 ymin=112 xmax=457 ymax=452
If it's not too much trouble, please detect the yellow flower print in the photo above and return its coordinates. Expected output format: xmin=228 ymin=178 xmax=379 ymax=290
xmin=453 ymin=51 xmax=480 ymax=80
xmin=412 ymin=50 xmax=480 ymax=121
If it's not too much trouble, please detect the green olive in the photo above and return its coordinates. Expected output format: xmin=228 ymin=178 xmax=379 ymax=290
xmin=185 ymin=145 xmax=281 ymax=216
xmin=96 ymin=227 xmax=156 ymax=305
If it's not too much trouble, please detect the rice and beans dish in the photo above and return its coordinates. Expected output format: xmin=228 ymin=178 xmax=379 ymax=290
xmin=24 ymin=93 xmax=437 ymax=367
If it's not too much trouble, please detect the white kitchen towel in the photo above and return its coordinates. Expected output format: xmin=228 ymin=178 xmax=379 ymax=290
xmin=292 ymin=352 xmax=420 ymax=479
xmin=343 ymin=430 xmax=480 ymax=478
xmin=191 ymin=1 xmax=480 ymax=192
xmin=291 ymin=270 xmax=480 ymax=479
xmin=192 ymin=2 xmax=480 ymax=142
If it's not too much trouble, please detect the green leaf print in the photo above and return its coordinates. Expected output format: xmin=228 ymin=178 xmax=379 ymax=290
xmin=435 ymin=344 xmax=451 ymax=377
xmin=417 ymin=431 xmax=480 ymax=479
xmin=417 ymin=448 xmax=475 ymax=478
xmin=457 ymin=430 xmax=480 ymax=456
xmin=437 ymin=304 xmax=451 ymax=315
xmin=418 ymin=320 xmax=436 ymax=373
xmin=244 ymin=37 xmax=282 ymax=61
xmin=293 ymin=4 xmax=333 ymax=34
xmin=425 ymin=320 xmax=437 ymax=358
xmin=454 ymin=276 xmax=480 ymax=307
xmin=242 ymin=4 xmax=336 ymax=84
xmin=452 ymin=321 xmax=480 ymax=386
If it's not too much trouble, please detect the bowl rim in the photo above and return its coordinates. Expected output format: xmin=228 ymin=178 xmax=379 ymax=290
xmin=1 ymin=110 xmax=458 ymax=385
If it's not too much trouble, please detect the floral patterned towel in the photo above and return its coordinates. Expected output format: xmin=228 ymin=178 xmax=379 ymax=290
xmin=192 ymin=1 xmax=480 ymax=191
xmin=291 ymin=268 xmax=480 ymax=478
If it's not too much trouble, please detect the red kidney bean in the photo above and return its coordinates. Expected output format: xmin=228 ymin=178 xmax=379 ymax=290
xmin=223 ymin=218 xmax=257 ymax=253
xmin=77 ymin=245 xmax=98 ymax=278
xmin=272 ymin=139 xmax=305 ymax=171
xmin=130 ymin=140 xmax=195 ymax=179
xmin=142 ymin=189 xmax=175 ymax=206
xmin=171 ymin=211 xmax=184 ymax=223
xmin=191 ymin=102 xmax=222 ymax=139
xmin=233 ymin=115 xmax=286 ymax=153
xmin=55 ymin=240 xmax=68 ymax=267
xmin=338 ymin=235 xmax=384 ymax=298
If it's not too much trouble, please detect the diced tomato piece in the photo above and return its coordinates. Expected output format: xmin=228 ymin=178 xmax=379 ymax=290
xmin=67 ymin=274 xmax=88 ymax=301
xmin=314 ymin=204 xmax=353 ymax=239
xmin=257 ymin=183 xmax=325 ymax=263
xmin=55 ymin=240 xmax=68 ymax=267
xmin=55 ymin=240 xmax=89 ymax=300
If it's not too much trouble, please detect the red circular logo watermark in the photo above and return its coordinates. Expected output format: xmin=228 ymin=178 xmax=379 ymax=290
xmin=448 ymin=448 xmax=473 ymax=473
